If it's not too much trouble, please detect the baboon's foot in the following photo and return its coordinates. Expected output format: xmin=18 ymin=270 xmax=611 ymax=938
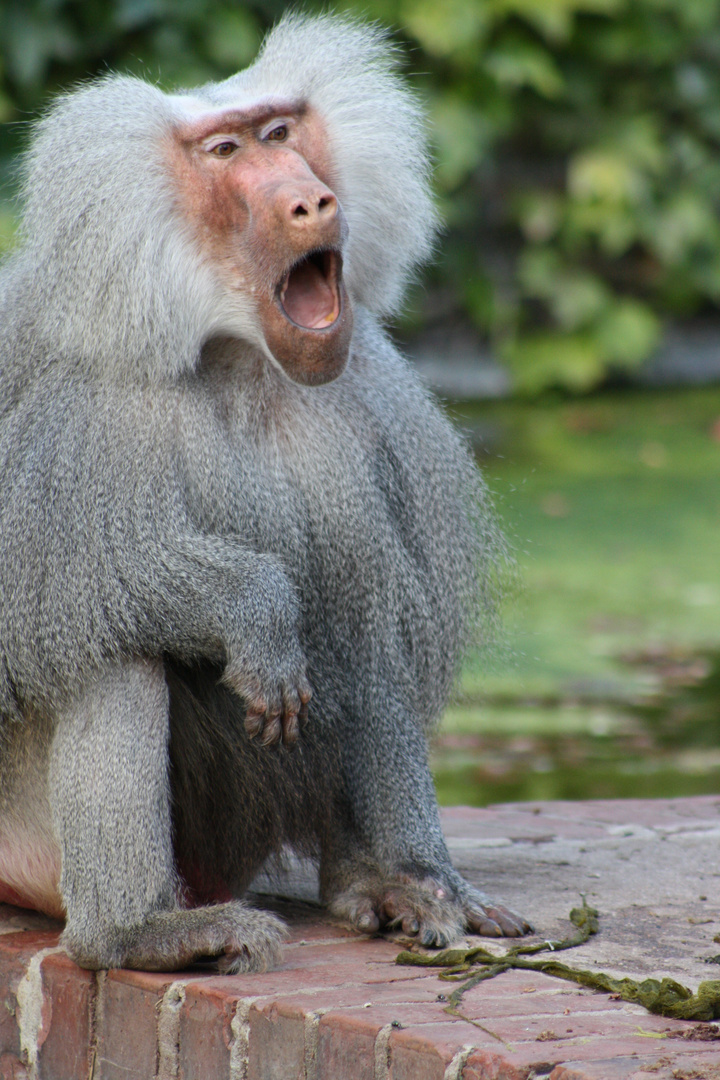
xmin=62 ymin=900 xmax=287 ymax=973
xmin=329 ymin=873 xmax=533 ymax=947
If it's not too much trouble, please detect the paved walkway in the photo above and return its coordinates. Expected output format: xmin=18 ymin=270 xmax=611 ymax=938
xmin=1 ymin=797 xmax=719 ymax=1079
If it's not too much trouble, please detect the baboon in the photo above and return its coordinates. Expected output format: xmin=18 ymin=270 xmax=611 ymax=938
xmin=0 ymin=13 xmax=531 ymax=973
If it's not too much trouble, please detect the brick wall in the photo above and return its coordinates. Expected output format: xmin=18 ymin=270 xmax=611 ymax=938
xmin=2 ymin=800 xmax=720 ymax=1079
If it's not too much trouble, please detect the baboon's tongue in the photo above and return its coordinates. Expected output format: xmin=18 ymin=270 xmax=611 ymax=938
xmin=281 ymin=256 xmax=339 ymax=329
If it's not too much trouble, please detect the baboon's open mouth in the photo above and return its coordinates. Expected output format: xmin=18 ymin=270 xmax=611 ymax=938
xmin=278 ymin=250 xmax=341 ymax=330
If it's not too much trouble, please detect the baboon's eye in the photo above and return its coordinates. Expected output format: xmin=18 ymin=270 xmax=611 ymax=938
xmin=211 ymin=141 xmax=237 ymax=157
xmin=266 ymin=124 xmax=288 ymax=142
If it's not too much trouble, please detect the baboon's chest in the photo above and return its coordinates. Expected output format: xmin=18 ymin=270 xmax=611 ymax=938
xmin=187 ymin=397 xmax=412 ymax=621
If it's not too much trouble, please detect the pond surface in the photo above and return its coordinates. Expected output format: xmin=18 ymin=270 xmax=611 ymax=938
xmin=435 ymin=388 xmax=720 ymax=805
xmin=433 ymin=649 xmax=720 ymax=805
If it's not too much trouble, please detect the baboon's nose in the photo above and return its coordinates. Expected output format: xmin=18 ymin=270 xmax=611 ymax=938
xmin=287 ymin=187 xmax=338 ymax=227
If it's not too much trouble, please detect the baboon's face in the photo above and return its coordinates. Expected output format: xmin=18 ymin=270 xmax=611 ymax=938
xmin=170 ymin=100 xmax=352 ymax=385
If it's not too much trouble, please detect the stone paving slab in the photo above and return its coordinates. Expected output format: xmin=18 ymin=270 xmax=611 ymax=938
xmin=0 ymin=797 xmax=719 ymax=1079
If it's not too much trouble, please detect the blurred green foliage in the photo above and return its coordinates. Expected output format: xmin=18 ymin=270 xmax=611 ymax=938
xmin=2 ymin=0 xmax=720 ymax=391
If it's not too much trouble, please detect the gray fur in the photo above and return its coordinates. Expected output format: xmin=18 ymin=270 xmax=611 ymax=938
xmin=0 ymin=14 xmax=528 ymax=973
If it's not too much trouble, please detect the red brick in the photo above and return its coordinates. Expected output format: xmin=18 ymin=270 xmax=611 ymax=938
xmin=550 ymin=1059 xmax=661 ymax=1080
xmin=456 ymin=1009 xmax=677 ymax=1048
xmin=451 ymin=984 xmax=626 ymax=1020
xmin=250 ymin=977 xmax=449 ymax=1016
xmin=0 ymin=933 xmax=66 ymax=1071
xmin=440 ymin=805 xmax=608 ymax=842
xmin=467 ymin=1047 xmax=562 ymax=1080
xmin=0 ymin=1054 xmax=27 ymax=1080
xmin=247 ymin=999 xmax=306 ymax=1080
xmin=388 ymin=1021 xmax=485 ymax=1080
xmin=0 ymin=798 xmax=719 ymax=1080
xmin=94 ymin=969 xmax=172 ymax=1080
xmin=37 ymin=953 xmax=94 ymax=1080
xmin=105 ymin=967 xmax=181 ymax=994
xmin=178 ymin=982 xmax=235 ymax=1080
xmin=551 ymin=1053 xmax=720 ymax=1080
xmin=0 ymin=932 xmax=61 ymax=957
xmin=518 ymin=1037 xmax=685 ymax=1068
xmin=464 ymin=1035 xmax=716 ymax=1077
xmin=386 ymin=1018 xmax=694 ymax=1080
xmin=0 ymin=947 xmax=27 ymax=1056
xmin=198 ymin=966 xmax=353 ymax=999
xmin=192 ymin=948 xmax=432 ymax=1002
xmin=358 ymin=976 xmax=458 ymax=1005
xmin=281 ymin=936 xmax=400 ymax=970
xmin=308 ymin=999 xmax=452 ymax=1032
xmin=462 ymin=1049 xmax=529 ymax=1080
xmin=388 ymin=1040 xmax=447 ymax=1080
xmin=317 ymin=1012 xmax=380 ymax=1080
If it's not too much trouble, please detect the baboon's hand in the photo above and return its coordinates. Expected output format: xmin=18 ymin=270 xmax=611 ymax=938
xmin=222 ymin=644 xmax=311 ymax=747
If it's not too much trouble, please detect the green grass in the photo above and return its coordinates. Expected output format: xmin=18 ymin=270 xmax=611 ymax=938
xmin=434 ymin=387 xmax=720 ymax=804
xmin=457 ymin=388 xmax=720 ymax=694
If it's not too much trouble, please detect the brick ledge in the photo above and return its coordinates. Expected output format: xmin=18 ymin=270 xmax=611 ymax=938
xmin=1 ymin=798 xmax=719 ymax=1080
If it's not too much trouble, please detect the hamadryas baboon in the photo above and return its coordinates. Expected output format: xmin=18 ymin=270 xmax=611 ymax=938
xmin=0 ymin=13 xmax=530 ymax=973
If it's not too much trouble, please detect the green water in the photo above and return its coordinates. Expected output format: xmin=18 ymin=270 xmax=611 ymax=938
xmin=434 ymin=387 xmax=720 ymax=806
